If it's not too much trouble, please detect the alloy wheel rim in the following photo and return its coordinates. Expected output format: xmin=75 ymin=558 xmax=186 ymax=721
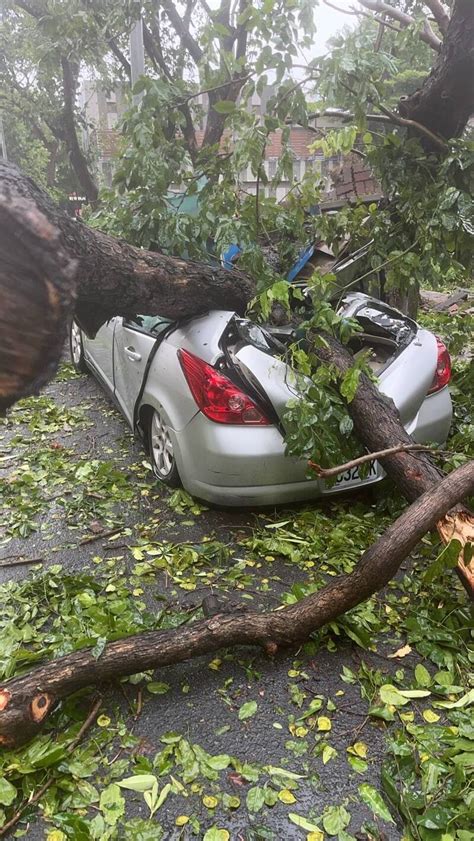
xmin=71 ymin=321 xmax=82 ymax=364
xmin=151 ymin=412 xmax=174 ymax=477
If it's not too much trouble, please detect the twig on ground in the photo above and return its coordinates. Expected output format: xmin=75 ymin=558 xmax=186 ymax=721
xmin=0 ymin=556 xmax=43 ymax=567
xmin=134 ymin=688 xmax=143 ymax=720
xmin=79 ymin=527 xmax=123 ymax=545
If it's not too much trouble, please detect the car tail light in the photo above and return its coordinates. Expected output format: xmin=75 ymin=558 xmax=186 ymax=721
xmin=428 ymin=337 xmax=451 ymax=394
xmin=178 ymin=348 xmax=270 ymax=425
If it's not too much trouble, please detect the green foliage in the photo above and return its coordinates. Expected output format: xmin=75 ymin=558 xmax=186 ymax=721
xmin=0 ymin=343 xmax=472 ymax=838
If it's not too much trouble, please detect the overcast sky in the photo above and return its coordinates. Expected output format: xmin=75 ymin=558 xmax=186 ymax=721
xmin=312 ymin=3 xmax=355 ymax=55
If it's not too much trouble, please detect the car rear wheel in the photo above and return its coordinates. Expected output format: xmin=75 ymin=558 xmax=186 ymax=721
xmin=148 ymin=409 xmax=181 ymax=487
xmin=69 ymin=319 xmax=89 ymax=373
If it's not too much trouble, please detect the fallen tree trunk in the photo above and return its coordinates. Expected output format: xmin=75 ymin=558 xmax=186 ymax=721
xmin=0 ymin=460 xmax=472 ymax=748
xmin=314 ymin=333 xmax=474 ymax=593
xmin=0 ymin=164 xmax=472 ymax=750
xmin=0 ymin=161 xmax=255 ymax=411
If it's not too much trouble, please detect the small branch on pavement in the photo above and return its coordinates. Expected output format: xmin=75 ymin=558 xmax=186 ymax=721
xmin=79 ymin=527 xmax=123 ymax=545
xmin=308 ymin=444 xmax=434 ymax=478
xmin=0 ymin=556 xmax=43 ymax=567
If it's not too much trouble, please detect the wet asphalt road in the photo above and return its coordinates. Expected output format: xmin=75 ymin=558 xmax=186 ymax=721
xmin=0 ymin=366 xmax=404 ymax=840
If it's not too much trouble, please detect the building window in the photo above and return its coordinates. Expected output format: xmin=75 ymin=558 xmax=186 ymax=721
xmin=107 ymin=111 xmax=118 ymax=130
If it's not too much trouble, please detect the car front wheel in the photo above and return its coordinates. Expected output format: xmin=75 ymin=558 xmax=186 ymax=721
xmin=148 ymin=409 xmax=181 ymax=487
xmin=69 ymin=319 xmax=89 ymax=373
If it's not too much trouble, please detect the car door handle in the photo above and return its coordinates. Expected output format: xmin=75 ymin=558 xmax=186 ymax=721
xmin=125 ymin=346 xmax=142 ymax=362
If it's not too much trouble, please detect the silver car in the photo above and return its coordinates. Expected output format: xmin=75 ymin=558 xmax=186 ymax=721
xmin=69 ymin=294 xmax=452 ymax=506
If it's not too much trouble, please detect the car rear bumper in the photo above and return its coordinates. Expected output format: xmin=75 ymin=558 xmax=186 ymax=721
xmin=171 ymin=383 xmax=452 ymax=506
xmin=171 ymin=414 xmax=384 ymax=506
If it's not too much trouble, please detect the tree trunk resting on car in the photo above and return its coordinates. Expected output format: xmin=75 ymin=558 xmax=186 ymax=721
xmin=311 ymin=333 xmax=474 ymax=594
xmin=0 ymin=164 xmax=472 ymax=748
xmin=0 ymin=460 xmax=473 ymax=749
xmin=0 ymin=161 xmax=255 ymax=412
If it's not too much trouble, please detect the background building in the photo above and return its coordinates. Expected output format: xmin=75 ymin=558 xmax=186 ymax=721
xmin=80 ymin=81 xmax=380 ymax=207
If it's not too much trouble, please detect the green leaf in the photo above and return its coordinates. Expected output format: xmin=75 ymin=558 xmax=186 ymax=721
xmin=340 ymin=367 xmax=361 ymax=403
xmin=212 ymin=100 xmax=237 ymax=114
xmin=414 ymin=664 xmax=432 ymax=687
xmin=322 ymin=745 xmax=337 ymax=764
xmin=434 ymin=688 xmax=474 ymax=709
xmin=206 ymin=754 xmax=232 ymax=770
xmin=379 ymin=684 xmax=409 ymax=707
xmin=203 ymin=828 xmax=230 ymax=841
xmin=288 ymin=813 xmax=324 ymax=832
xmin=347 ymin=755 xmax=367 ymax=774
xmin=397 ymin=689 xmax=431 ymax=699
xmin=117 ymin=775 xmax=157 ymax=792
xmin=0 ymin=778 xmax=17 ymax=806
xmin=423 ymin=540 xmax=461 ymax=584
xmin=246 ymin=786 xmax=266 ymax=812
xmin=359 ymin=784 xmax=395 ymax=823
xmin=99 ymin=783 xmax=125 ymax=826
xmin=238 ymin=700 xmax=258 ymax=720
xmin=147 ymin=682 xmax=170 ymax=695
xmin=322 ymin=805 xmax=351 ymax=835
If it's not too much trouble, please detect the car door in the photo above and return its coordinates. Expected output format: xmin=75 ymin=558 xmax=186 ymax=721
xmin=82 ymin=318 xmax=117 ymax=393
xmin=113 ymin=317 xmax=168 ymax=426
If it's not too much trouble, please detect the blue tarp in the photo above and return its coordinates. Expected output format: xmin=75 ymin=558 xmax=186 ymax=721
xmin=221 ymin=242 xmax=317 ymax=283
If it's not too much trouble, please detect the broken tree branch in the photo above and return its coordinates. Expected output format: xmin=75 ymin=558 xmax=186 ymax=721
xmin=0 ymin=160 xmax=254 ymax=412
xmin=0 ymin=696 xmax=102 ymax=837
xmin=0 ymin=461 xmax=472 ymax=748
xmin=357 ymin=0 xmax=442 ymax=51
xmin=424 ymin=0 xmax=450 ymax=35
xmin=312 ymin=331 xmax=474 ymax=594
xmin=375 ymin=102 xmax=449 ymax=152
xmin=308 ymin=444 xmax=434 ymax=478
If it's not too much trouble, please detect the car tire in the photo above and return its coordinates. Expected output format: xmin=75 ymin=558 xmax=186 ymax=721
xmin=148 ymin=409 xmax=181 ymax=488
xmin=69 ymin=319 xmax=89 ymax=373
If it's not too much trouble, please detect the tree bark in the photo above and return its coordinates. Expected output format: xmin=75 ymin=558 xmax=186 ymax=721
xmin=313 ymin=332 xmax=474 ymax=593
xmin=0 ymin=161 xmax=255 ymax=412
xmin=398 ymin=0 xmax=474 ymax=140
xmin=0 ymin=460 xmax=472 ymax=749
xmin=60 ymin=57 xmax=99 ymax=204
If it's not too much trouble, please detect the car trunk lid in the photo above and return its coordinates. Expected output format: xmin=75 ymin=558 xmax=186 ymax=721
xmin=224 ymin=295 xmax=438 ymax=427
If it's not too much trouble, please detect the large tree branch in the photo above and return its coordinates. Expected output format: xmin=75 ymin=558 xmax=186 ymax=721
xmin=107 ymin=35 xmax=131 ymax=79
xmin=424 ymin=0 xmax=450 ymax=35
xmin=375 ymin=102 xmax=448 ymax=151
xmin=142 ymin=21 xmax=198 ymax=161
xmin=0 ymin=460 xmax=472 ymax=748
xmin=160 ymin=0 xmax=204 ymax=64
xmin=60 ymin=57 xmax=99 ymax=203
xmin=312 ymin=331 xmax=474 ymax=593
xmin=357 ymin=0 xmax=442 ymax=50
xmin=0 ymin=161 xmax=254 ymax=411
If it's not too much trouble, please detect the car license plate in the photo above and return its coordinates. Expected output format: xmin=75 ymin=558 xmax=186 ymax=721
xmin=320 ymin=460 xmax=379 ymax=494
xmin=335 ymin=460 xmax=378 ymax=488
